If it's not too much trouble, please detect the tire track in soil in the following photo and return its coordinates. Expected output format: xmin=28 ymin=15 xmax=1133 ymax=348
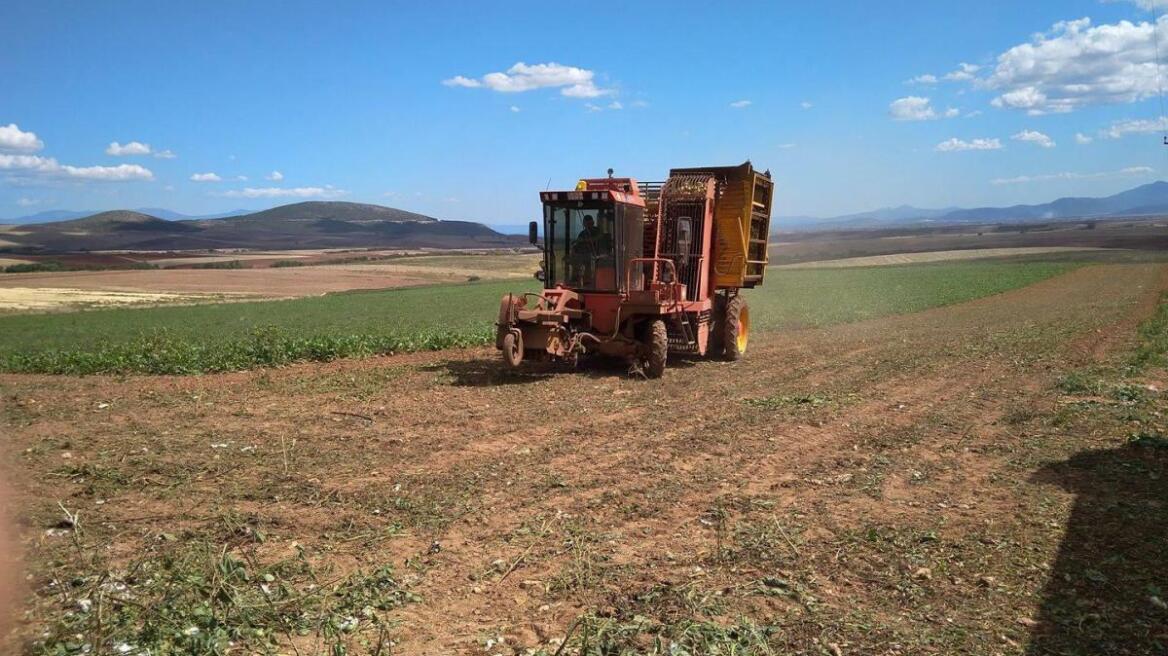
xmin=4 ymin=263 xmax=1166 ymax=655
xmin=380 ymin=264 xmax=1168 ymax=650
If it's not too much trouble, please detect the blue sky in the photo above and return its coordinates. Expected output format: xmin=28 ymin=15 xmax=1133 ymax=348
xmin=2 ymin=0 xmax=1168 ymax=223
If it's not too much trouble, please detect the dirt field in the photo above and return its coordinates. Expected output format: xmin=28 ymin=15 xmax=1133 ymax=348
xmin=0 ymin=254 xmax=540 ymax=311
xmin=3 ymin=263 xmax=1167 ymax=654
xmin=774 ymin=246 xmax=1108 ymax=269
xmin=770 ymin=217 xmax=1168 ymax=265
xmin=0 ymin=288 xmax=240 ymax=312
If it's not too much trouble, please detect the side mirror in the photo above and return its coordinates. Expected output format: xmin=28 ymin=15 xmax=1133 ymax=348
xmin=528 ymin=221 xmax=539 ymax=245
xmin=534 ymin=269 xmax=545 ymax=281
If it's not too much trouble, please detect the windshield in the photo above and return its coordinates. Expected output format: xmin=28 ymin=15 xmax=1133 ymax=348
xmin=544 ymin=203 xmax=617 ymax=290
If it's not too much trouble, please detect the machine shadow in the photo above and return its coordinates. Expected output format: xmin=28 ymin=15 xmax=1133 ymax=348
xmin=1026 ymin=439 xmax=1168 ymax=655
xmin=424 ymin=353 xmax=699 ymax=387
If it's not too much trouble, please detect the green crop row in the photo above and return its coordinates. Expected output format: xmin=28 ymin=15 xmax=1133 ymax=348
xmin=0 ymin=261 xmax=1081 ymax=375
xmin=1 ymin=325 xmax=493 ymax=375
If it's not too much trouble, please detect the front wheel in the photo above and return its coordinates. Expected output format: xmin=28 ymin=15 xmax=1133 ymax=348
xmin=722 ymin=297 xmax=750 ymax=361
xmin=643 ymin=319 xmax=668 ymax=379
xmin=501 ymin=330 xmax=523 ymax=368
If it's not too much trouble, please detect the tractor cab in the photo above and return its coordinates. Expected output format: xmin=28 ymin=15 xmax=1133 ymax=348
xmin=535 ymin=175 xmax=645 ymax=295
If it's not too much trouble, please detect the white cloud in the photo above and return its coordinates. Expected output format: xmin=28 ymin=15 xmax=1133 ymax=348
xmin=106 ymin=141 xmax=152 ymax=156
xmin=441 ymin=75 xmax=481 ymax=88
xmin=235 ymin=175 xmax=248 ymax=181
xmin=800 ymin=101 xmax=814 ymax=109
xmin=190 ymin=172 xmax=222 ymax=182
xmin=16 ymin=197 xmax=39 ymax=207
xmin=0 ymin=124 xmax=44 ymax=152
xmin=509 ymin=105 xmax=521 ymax=113
xmin=778 ymin=143 xmax=797 ymax=149
xmin=1100 ymin=117 xmax=1168 ymax=138
xmin=442 ymin=62 xmax=612 ymax=98
xmin=221 ymin=185 xmax=345 ymax=199
xmin=561 ymin=83 xmax=608 ymax=98
xmin=266 ymin=170 xmax=284 ymax=181
xmin=0 ymin=154 xmax=55 ymax=174
xmin=907 ymin=74 xmax=938 ymax=85
xmin=729 ymin=100 xmax=752 ymax=108
xmin=631 ymin=100 xmax=650 ymax=108
xmin=0 ymin=123 xmax=153 ymax=178
xmin=889 ymin=96 xmax=957 ymax=121
xmin=0 ymin=153 xmax=153 ymax=181
xmin=981 ymin=17 xmax=1167 ymax=114
xmin=66 ymin=164 xmax=153 ymax=180
xmin=935 ymin=137 xmax=1004 ymax=152
xmin=943 ymin=63 xmax=981 ymax=82
xmin=1075 ymin=132 xmax=1094 ymax=144
xmin=890 ymin=96 xmax=933 ymax=120
xmin=991 ymin=165 xmax=1154 ymax=185
xmin=0 ymin=126 xmax=153 ymax=183
xmin=1012 ymin=129 xmax=1056 ymax=148
xmin=1109 ymin=0 xmax=1168 ymax=9
xmin=584 ymin=101 xmax=624 ymax=112
xmin=154 ymin=149 xmax=177 ymax=159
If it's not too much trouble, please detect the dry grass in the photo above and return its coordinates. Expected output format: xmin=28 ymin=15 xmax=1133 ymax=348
xmin=0 ymin=253 xmax=540 ymax=312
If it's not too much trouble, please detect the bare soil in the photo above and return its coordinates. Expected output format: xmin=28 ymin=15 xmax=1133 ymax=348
xmin=3 ymin=263 xmax=1166 ymax=654
xmin=771 ymin=218 xmax=1168 ymax=265
xmin=0 ymin=254 xmax=540 ymax=311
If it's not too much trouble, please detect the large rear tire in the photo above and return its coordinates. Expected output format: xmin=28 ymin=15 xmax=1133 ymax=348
xmin=644 ymin=319 xmax=668 ymax=379
xmin=709 ymin=294 xmax=727 ymax=357
xmin=502 ymin=330 xmax=523 ymax=368
xmin=722 ymin=296 xmax=750 ymax=361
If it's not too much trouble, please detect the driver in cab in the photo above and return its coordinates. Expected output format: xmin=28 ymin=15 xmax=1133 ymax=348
xmin=571 ymin=215 xmax=608 ymax=285
xmin=576 ymin=215 xmax=603 ymax=255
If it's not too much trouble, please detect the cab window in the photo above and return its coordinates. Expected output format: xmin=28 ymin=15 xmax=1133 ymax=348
xmin=545 ymin=204 xmax=617 ymax=290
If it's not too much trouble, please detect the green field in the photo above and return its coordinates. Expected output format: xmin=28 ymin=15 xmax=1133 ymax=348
xmin=0 ymin=260 xmax=1080 ymax=374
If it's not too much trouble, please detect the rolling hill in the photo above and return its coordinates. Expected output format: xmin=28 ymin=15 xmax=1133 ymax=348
xmin=783 ymin=181 xmax=1168 ymax=231
xmin=4 ymin=208 xmax=250 ymax=223
xmin=0 ymin=201 xmax=521 ymax=252
xmin=38 ymin=210 xmax=201 ymax=232
xmin=939 ymin=181 xmax=1168 ymax=223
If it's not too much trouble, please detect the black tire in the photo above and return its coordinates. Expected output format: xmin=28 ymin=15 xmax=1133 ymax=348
xmin=502 ymin=331 xmax=523 ymax=368
xmin=644 ymin=319 xmax=668 ymax=379
xmin=722 ymin=296 xmax=749 ymax=361
xmin=708 ymin=294 xmax=727 ymax=357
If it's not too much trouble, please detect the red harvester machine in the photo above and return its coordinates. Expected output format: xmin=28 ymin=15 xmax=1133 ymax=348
xmin=497 ymin=161 xmax=773 ymax=378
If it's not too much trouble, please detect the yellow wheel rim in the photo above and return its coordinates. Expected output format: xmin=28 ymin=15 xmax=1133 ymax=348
xmin=737 ymin=305 xmax=750 ymax=353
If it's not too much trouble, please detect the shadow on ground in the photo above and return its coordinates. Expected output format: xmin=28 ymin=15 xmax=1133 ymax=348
xmin=423 ymin=353 xmax=699 ymax=387
xmin=1028 ymin=437 xmax=1168 ymax=655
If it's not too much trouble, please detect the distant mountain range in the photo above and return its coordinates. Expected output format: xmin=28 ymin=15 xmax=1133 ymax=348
xmin=783 ymin=181 xmax=1168 ymax=231
xmin=0 ymin=201 xmax=520 ymax=252
xmin=7 ymin=181 xmax=1168 ymax=252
